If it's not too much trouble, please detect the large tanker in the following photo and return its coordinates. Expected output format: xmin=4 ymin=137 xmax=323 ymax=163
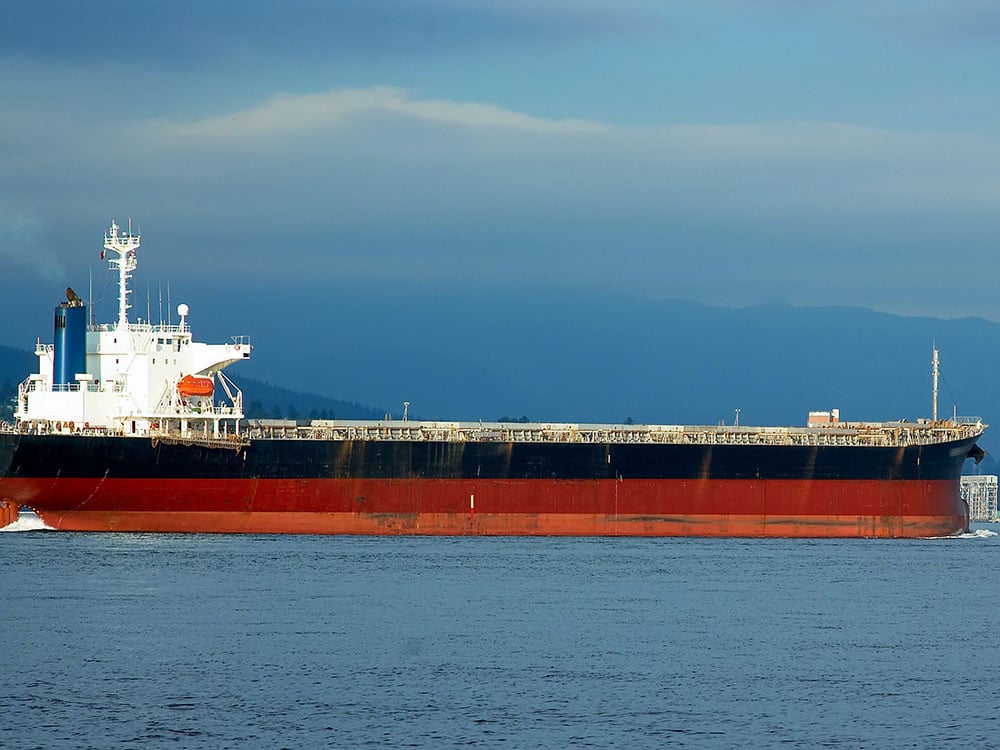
xmin=0 ymin=222 xmax=987 ymax=537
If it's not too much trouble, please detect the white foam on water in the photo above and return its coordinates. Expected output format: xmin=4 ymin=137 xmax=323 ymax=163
xmin=928 ymin=528 xmax=998 ymax=540
xmin=0 ymin=511 xmax=53 ymax=532
xmin=964 ymin=528 xmax=998 ymax=539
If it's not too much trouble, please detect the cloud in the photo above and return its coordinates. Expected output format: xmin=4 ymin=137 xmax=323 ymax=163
xmin=130 ymin=88 xmax=1000 ymax=216
xmin=4 ymin=85 xmax=1000 ymax=317
xmin=150 ymin=87 xmax=604 ymax=143
xmin=11 ymin=87 xmax=1000 ymax=217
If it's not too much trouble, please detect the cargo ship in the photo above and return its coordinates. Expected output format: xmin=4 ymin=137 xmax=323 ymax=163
xmin=0 ymin=221 xmax=987 ymax=537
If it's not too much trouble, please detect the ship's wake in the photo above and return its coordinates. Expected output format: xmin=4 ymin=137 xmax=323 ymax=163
xmin=0 ymin=511 xmax=53 ymax=532
xmin=929 ymin=528 xmax=998 ymax=540
xmin=961 ymin=528 xmax=998 ymax=539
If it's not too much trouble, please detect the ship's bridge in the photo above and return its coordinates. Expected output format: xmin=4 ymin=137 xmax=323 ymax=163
xmin=15 ymin=220 xmax=251 ymax=440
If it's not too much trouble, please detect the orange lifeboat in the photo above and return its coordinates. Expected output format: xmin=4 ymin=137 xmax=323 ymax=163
xmin=177 ymin=374 xmax=214 ymax=398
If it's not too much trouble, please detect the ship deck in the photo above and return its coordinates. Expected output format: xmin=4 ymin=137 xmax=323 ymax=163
xmin=242 ymin=417 xmax=985 ymax=449
xmin=1 ymin=416 xmax=985 ymax=449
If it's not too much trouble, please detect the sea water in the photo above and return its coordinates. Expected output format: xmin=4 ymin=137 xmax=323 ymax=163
xmin=2 ymin=521 xmax=999 ymax=749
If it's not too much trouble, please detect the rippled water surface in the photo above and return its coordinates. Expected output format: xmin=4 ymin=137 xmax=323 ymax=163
xmin=2 ymin=524 xmax=999 ymax=748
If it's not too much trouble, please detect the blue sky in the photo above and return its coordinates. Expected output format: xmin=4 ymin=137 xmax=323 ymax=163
xmin=3 ymin=0 xmax=1000 ymax=336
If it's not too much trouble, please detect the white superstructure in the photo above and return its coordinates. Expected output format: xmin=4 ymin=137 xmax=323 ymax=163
xmin=15 ymin=220 xmax=251 ymax=438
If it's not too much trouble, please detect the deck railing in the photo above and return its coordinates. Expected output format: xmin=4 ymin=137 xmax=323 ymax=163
xmin=243 ymin=418 xmax=987 ymax=448
xmin=1 ymin=416 xmax=984 ymax=448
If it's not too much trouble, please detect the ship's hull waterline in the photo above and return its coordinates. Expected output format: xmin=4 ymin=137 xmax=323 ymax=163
xmin=0 ymin=432 xmax=979 ymax=537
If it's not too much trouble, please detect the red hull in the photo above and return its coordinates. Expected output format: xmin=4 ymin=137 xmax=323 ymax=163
xmin=6 ymin=476 xmax=969 ymax=537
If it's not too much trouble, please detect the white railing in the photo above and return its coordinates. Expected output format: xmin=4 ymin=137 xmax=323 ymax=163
xmin=3 ymin=415 xmax=984 ymax=449
xmin=90 ymin=322 xmax=189 ymax=334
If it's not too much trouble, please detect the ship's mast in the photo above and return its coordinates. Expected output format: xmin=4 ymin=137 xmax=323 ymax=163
xmin=932 ymin=342 xmax=939 ymax=421
xmin=103 ymin=219 xmax=140 ymax=330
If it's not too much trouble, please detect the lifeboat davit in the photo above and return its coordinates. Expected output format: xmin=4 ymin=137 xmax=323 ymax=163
xmin=177 ymin=374 xmax=214 ymax=398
